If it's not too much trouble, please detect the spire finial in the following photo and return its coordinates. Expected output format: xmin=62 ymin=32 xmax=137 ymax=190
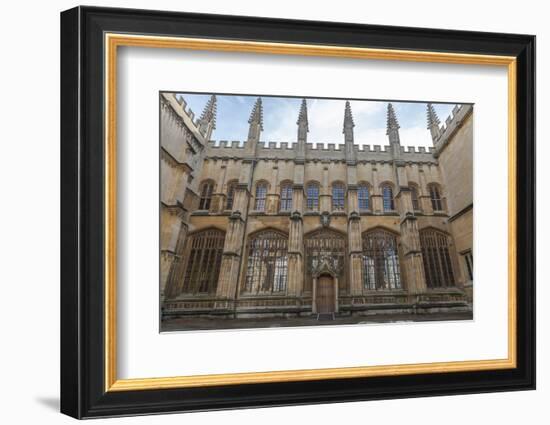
xmin=248 ymin=97 xmax=263 ymax=131
xmin=199 ymin=94 xmax=217 ymax=129
xmin=198 ymin=95 xmax=217 ymax=139
xmin=426 ymin=103 xmax=441 ymax=128
xmin=426 ymin=103 xmax=442 ymax=142
xmin=297 ymin=98 xmax=309 ymax=131
xmin=386 ymin=103 xmax=400 ymax=135
xmin=343 ymin=100 xmax=355 ymax=132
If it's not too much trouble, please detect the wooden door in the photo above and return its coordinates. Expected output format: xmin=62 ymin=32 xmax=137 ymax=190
xmin=316 ymin=275 xmax=335 ymax=314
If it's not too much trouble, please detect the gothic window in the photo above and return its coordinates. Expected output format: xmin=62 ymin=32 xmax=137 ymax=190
xmin=358 ymin=184 xmax=370 ymax=210
xmin=410 ymin=185 xmax=420 ymax=210
xmin=362 ymin=229 xmax=402 ymax=290
xmin=429 ymin=184 xmax=443 ymax=211
xmin=225 ymin=180 xmax=237 ymax=210
xmin=243 ymin=230 xmax=288 ymax=294
xmin=306 ymin=182 xmax=320 ymax=211
xmin=280 ymin=182 xmax=293 ymax=212
xmin=182 ymin=228 xmax=225 ymax=294
xmin=332 ymin=182 xmax=346 ymax=211
xmin=305 ymin=229 xmax=347 ymax=293
xmin=254 ymin=182 xmax=268 ymax=211
xmin=381 ymin=184 xmax=395 ymax=211
xmin=198 ymin=180 xmax=214 ymax=210
xmin=420 ymin=228 xmax=456 ymax=288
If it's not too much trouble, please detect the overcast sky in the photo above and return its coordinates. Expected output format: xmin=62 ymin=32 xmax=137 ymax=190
xmin=176 ymin=93 xmax=460 ymax=148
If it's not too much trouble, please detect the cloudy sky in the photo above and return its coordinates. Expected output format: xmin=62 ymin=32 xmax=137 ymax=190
xmin=177 ymin=93 xmax=460 ymax=148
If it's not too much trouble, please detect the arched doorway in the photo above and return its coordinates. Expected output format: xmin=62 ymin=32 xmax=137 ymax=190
xmin=304 ymin=227 xmax=347 ymax=294
xmin=315 ymin=274 xmax=337 ymax=315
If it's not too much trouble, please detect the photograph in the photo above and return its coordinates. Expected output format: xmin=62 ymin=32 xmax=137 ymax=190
xmin=159 ymin=92 xmax=474 ymax=331
xmin=56 ymin=4 xmax=536 ymax=420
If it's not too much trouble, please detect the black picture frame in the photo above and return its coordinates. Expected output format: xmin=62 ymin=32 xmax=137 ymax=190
xmin=60 ymin=5 xmax=535 ymax=419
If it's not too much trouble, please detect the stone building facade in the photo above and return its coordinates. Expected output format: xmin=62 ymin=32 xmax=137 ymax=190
xmin=160 ymin=92 xmax=473 ymax=320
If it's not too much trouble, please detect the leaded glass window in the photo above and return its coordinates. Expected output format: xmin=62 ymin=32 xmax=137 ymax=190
xmin=362 ymin=229 xmax=402 ymax=290
xmin=306 ymin=182 xmax=319 ymax=211
xmin=225 ymin=180 xmax=237 ymax=210
xmin=198 ymin=180 xmax=214 ymax=210
xmin=382 ymin=184 xmax=395 ymax=211
xmin=420 ymin=228 xmax=455 ymax=288
xmin=243 ymin=230 xmax=288 ymax=294
xmin=280 ymin=182 xmax=293 ymax=212
xmin=429 ymin=184 xmax=443 ymax=211
xmin=332 ymin=182 xmax=345 ymax=211
xmin=182 ymin=228 xmax=225 ymax=294
xmin=410 ymin=185 xmax=420 ymax=210
xmin=358 ymin=184 xmax=370 ymax=210
xmin=254 ymin=182 xmax=268 ymax=211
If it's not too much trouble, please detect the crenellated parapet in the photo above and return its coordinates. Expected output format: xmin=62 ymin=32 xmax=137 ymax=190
xmin=205 ymin=139 xmax=437 ymax=164
xmin=160 ymin=93 xmax=208 ymax=150
xmin=432 ymin=104 xmax=473 ymax=158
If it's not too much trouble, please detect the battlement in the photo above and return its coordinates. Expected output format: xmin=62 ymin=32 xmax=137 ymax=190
xmin=174 ymin=94 xmax=206 ymax=129
xmin=162 ymin=93 xmax=207 ymax=145
xmin=206 ymin=139 xmax=437 ymax=163
xmin=434 ymin=104 xmax=473 ymax=156
xmin=207 ymin=140 xmax=435 ymax=153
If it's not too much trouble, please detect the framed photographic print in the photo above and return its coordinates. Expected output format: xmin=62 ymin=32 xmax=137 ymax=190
xmin=60 ymin=6 xmax=535 ymax=419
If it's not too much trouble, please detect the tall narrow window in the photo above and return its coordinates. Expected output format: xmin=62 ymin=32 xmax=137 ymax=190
xmin=306 ymin=182 xmax=319 ymax=211
xmin=462 ymin=250 xmax=474 ymax=281
xmin=198 ymin=181 xmax=214 ymax=210
xmin=410 ymin=185 xmax=420 ymax=210
xmin=381 ymin=184 xmax=395 ymax=211
xmin=254 ymin=182 xmax=267 ymax=211
xmin=182 ymin=229 xmax=225 ymax=294
xmin=280 ymin=182 xmax=293 ymax=212
xmin=332 ymin=182 xmax=345 ymax=211
xmin=243 ymin=230 xmax=288 ymax=294
xmin=362 ymin=229 xmax=401 ymax=290
xmin=420 ymin=228 xmax=455 ymax=288
xmin=225 ymin=180 xmax=237 ymax=210
xmin=358 ymin=184 xmax=370 ymax=210
xmin=429 ymin=184 xmax=443 ymax=211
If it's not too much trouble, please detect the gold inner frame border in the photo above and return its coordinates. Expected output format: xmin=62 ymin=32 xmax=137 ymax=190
xmin=104 ymin=33 xmax=517 ymax=392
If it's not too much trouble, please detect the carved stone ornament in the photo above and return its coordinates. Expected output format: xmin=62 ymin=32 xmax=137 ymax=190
xmin=320 ymin=211 xmax=331 ymax=227
xmin=229 ymin=210 xmax=242 ymax=221
xmin=308 ymin=253 xmax=344 ymax=278
xmin=290 ymin=210 xmax=302 ymax=221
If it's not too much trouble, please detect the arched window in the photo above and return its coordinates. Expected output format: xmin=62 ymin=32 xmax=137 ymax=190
xmin=254 ymin=182 xmax=268 ymax=211
xmin=243 ymin=230 xmax=288 ymax=294
xmin=332 ymin=182 xmax=346 ymax=211
xmin=182 ymin=228 xmax=225 ymax=294
xmin=225 ymin=180 xmax=238 ymax=210
xmin=420 ymin=228 xmax=455 ymax=288
xmin=410 ymin=185 xmax=420 ymax=211
xmin=280 ymin=182 xmax=293 ymax=212
xmin=429 ymin=184 xmax=443 ymax=211
xmin=362 ymin=229 xmax=401 ymax=290
xmin=358 ymin=184 xmax=370 ymax=210
xmin=306 ymin=182 xmax=320 ymax=211
xmin=198 ymin=180 xmax=214 ymax=210
xmin=381 ymin=184 xmax=395 ymax=211
xmin=305 ymin=228 xmax=347 ymax=293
